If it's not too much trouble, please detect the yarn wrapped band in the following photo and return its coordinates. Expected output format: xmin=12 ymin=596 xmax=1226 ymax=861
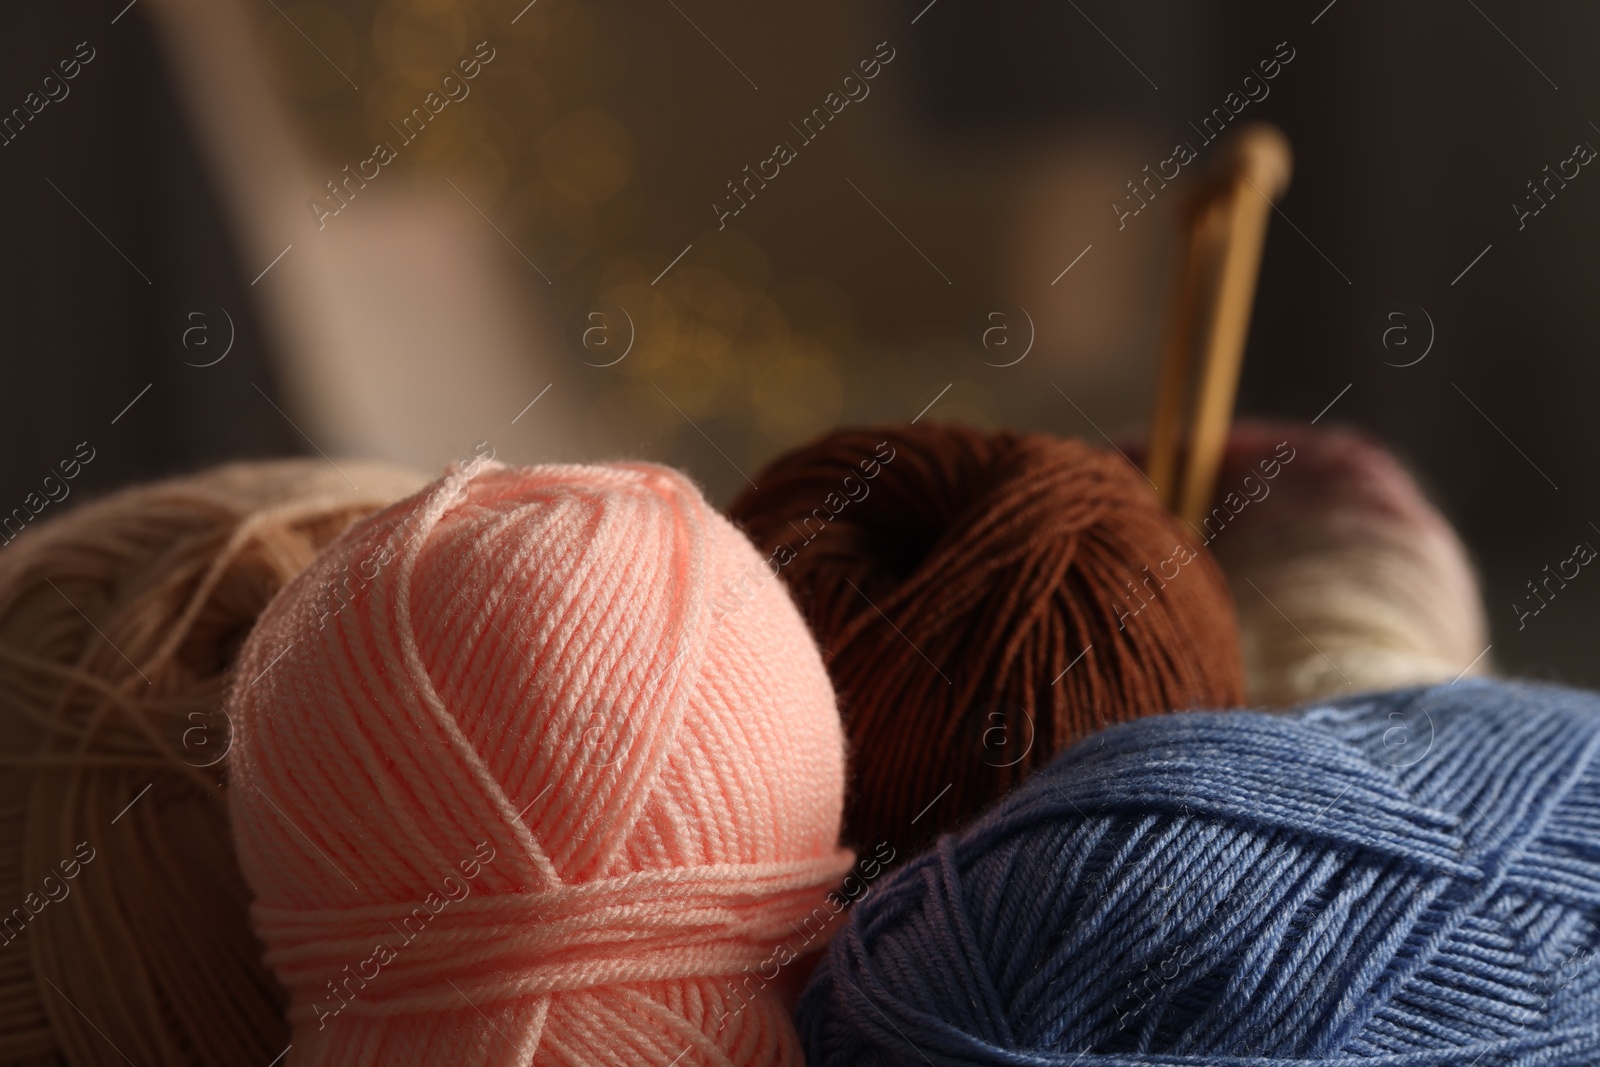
xmin=728 ymin=424 xmax=1245 ymax=854
xmin=260 ymin=858 xmax=848 ymax=1022
xmin=798 ymin=679 xmax=1600 ymax=1064
xmin=228 ymin=461 xmax=851 ymax=1064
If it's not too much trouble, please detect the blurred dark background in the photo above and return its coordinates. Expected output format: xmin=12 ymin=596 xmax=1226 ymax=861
xmin=1 ymin=0 xmax=1594 ymax=683
xmin=0 ymin=5 xmax=294 ymax=487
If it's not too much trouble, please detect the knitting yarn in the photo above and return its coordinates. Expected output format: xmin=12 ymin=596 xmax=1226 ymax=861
xmin=727 ymin=424 xmax=1244 ymax=855
xmin=1193 ymin=422 xmax=1489 ymax=707
xmin=798 ymin=678 xmax=1600 ymax=1064
xmin=0 ymin=459 xmax=426 ymax=1066
xmin=226 ymin=461 xmax=852 ymax=1065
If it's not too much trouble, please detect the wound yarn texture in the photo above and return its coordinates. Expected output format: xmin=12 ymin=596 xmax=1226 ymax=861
xmin=227 ymin=461 xmax=852 ymax=1065
xmin=1146 ymin=422 xmax=1490 ymax=707
xmin=0 ymin=459 xmax=426 ymax=1066
xmin=1206 ymin=423 xmax=1489 ymax=705
xmin=797 ymin=678 xmax=1600 ymax=1065
xmin=728 ymin=423 xmax=1245 ymax=856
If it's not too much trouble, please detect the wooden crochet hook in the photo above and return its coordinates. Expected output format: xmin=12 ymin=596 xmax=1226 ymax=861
xmin=1145 ymin=122 xmax=1292 ymax=528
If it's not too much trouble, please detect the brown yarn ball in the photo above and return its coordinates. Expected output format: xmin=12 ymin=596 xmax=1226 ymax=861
xmin=0 ymin=459 xmax=425 ymax=1066
xmin=727 ymin=424 xmax=1245 ymax=855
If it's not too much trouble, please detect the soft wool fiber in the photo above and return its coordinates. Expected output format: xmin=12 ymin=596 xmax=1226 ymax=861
xmin=1193 ymin=422 xmax=1489 ymax=706
xmin=226 ymin=462 xmax=852 ymax=1065
xmin=728 ymin=424 xmax=1244 ymax=856
xmin=798 ymin=678 xmax=1600 ymax=1064
xmin=0 ymin=459 xmax=426 ymax=1066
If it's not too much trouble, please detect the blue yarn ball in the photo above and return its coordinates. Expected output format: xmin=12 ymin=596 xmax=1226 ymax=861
xmin=797 ymin=680 xmax=1600 ymax=1064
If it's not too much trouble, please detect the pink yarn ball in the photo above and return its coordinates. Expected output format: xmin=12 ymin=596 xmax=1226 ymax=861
xmin=226 ymin=461 xmax=852 ymax=1065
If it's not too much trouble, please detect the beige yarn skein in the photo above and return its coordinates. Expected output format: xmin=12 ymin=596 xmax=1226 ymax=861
xmin=0 ymin=459 xmax=425 ymax=1066
xmin=1201 ymin=423 xmax=1490 ymax=708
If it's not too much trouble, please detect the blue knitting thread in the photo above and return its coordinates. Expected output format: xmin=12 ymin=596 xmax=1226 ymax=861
xmin=797 ymin=680 xmax=1600 ymax=1065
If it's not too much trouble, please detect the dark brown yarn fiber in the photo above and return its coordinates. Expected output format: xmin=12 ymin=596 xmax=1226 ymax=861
xmin=728 ymin=423 xmax=1245 ymax=855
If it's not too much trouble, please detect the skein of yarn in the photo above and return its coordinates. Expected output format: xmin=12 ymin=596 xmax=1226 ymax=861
xmin=1186 ymin=422 xmax=1489 ymax=706
xmin=798 ymin=678 xmax=1600 ymax=1064
xmin=225 ymin=461 xmax=853 ymax=1065
xmin=727 ymin=424 xmax=1245 ymax=855
xmin=0 ymin=459 xmax=426 ymax=1066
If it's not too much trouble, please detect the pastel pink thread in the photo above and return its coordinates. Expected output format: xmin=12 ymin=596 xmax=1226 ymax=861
xmin=227 ymin=462 xmax=852 ymax=1065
